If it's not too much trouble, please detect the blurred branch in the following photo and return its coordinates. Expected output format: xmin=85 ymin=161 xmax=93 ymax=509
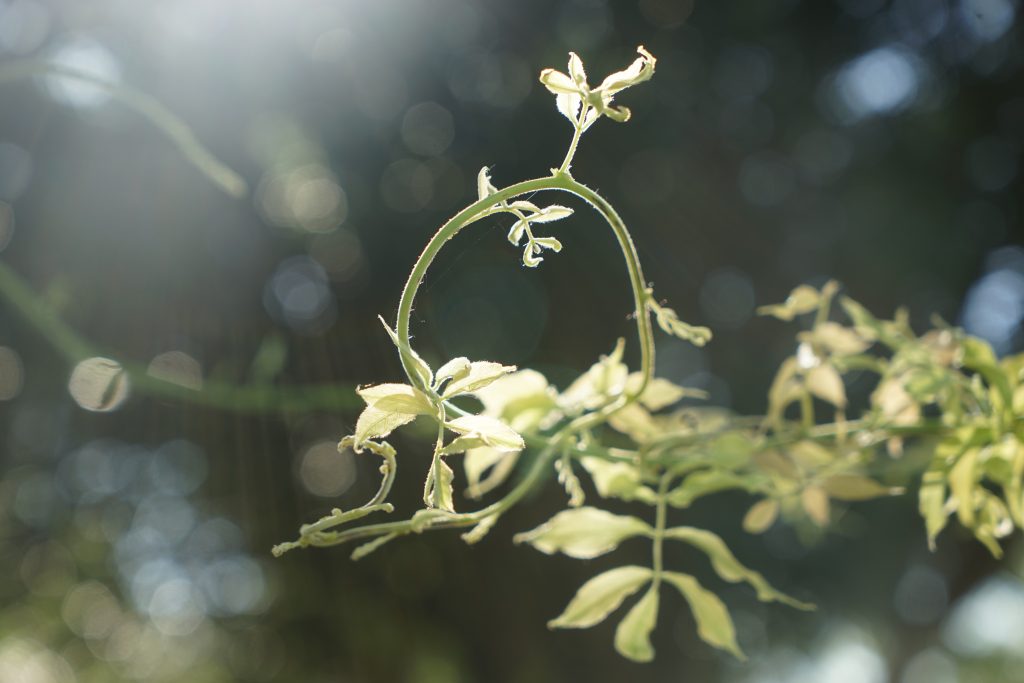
xmin=0 ymin=60 xmax=248 ymax=197
xmin=0 ymin=260 xmax=359 ymax=413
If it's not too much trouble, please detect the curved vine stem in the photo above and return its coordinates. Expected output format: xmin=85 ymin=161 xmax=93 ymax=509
xmin=394 ymin=171 xmax=655 ymax=402
xmin=0 ymin=60 xmax=247 ymax=197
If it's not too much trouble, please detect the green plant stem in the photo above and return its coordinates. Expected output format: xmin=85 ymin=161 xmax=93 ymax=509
xmin=651 ymin=474 xmax=670 ymax=588
xmin=395 ymin=171 xmax=654 ymax=400
xmin=558 ymin=118 xmax=586 ymax=174
xmin=0 ymin=61 xmax=246 ymax=197
xmin=0 ymin=260 xmax=360 ymax=414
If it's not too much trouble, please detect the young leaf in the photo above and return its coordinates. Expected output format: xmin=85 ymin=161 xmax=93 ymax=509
xmin=474 ymin=369 xmax=559 ymax=432
xmin=743 ymin=499 xmax=779 ymax=534
xmin=822 ymin=474 xmax=904 ymax=501
xmin=624 ymin=374 xmax=691 ymax=410
xmin=648 ymin=300 xmax=712 ymax=347
xmin=378 ymin=316 xmax=433 ymax=389
xmin=666 ymin=470 xmax=766 ymax=508
xmin=477 ymin=166 xmax=497 ymax=201
xmin=949 ymin=447 xmax=980 ymax=528
xmin=662 ymin=572 xmax=745 ymax=660
xmin=354 ymin=405 xmax=420 ymax=446
xmin=548 ymin=566 xmax=652 ymax=629
xmin=806 ymin=363 xmax=847 ymax=407
xmin=507 ymin=219 xmax=528 ymax=246
xmin=579 ymin=457 xmax=657 ymax=504
xmin=920 ymin=461 xmax=950 ymax=550
xmin=514 ymin=507 xmax=653 ymax=559
xmin=806 ymin=322 xmax=871 ymax=356
xmin=423 ymin=457 xmax=456 ymax=512
xmin=464 ymin=447 xmax=519 ymax=499
xmin=801 ymin=485 xmax=831 ymax=526
xmin=614 ymin=586 xmax=659 ymax=662
xmin=532 ymin=236 xmax=563 ymax=252
xmin=757 ymin=285 xmax=820 ymax=321
xmin=664 ymin=527 xmax=812 ymax=610
xmin=434 ymin=357 xmax=471 ymax=390
xmin=442 ymin=361 xmax=516 ymax=398
xmin=446 ymin=415 xmax=524 ymax=452
xmin=357 ymin=383 xmax=434 ymax=414
xmin=531 ymin=206 xmax=573 ymax=223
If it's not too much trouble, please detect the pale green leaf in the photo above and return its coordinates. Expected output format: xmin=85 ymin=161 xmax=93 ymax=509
xmin=378 ymin=316 xmax=433 ymax=388
xmin=539 ymin=68 xmax=578 ymax=95
xmin=667 ymin=470 xmax=767 ymax=508
xmin=743 ymin=499 xmax=779 ymax=534
xmin=446 ymin=415 xmax=524 ymax=452
xmin=507 ymin=200 xmax=541 ymax=213
xmin=507 ymin=219 xmax=528 ymax=246
xmin=434 ymin=357 xmax=471 ymax=390
xmin=477 ymin=166 xmax=496 ymax=201
xmin=788 ymin=440 xmax=835 ymax=469
xmin=531 ymin=205 xmax=574 ymax=223
xmin=949 ymin=447 xmax=980 ymax=528
xmin=664 ymin=527 xmax=812 ymax=610
xmin=514 ymin=507 xmax=652 ymax=559
xmin=556 ymin=92 xmax=583 ymax=124
xmin=822 ymin=474 xmax=904 ymax=501
xmin=806 ymin=363 xmax=846 ymax=407
xmin=522 ymin=243 xmax=543 ymax=267
xmin=920 ymin=462 xmax=949 ymax=550
xmin=357 ymin=383 xmax=434 ymax=414
xmin=424 ymin=457 xmax=456 ymax=512
xmin=464 ymin=447 xmax=519 ymax=499
xmin=461 ymin=513 xmax=500 ymax=545
xmin=579 ymin=457 xmax=657 ymax=504
xmin=757 ymin=285 xmax=820 ymax=321
xmin=662 ymin=572 xmax=745 ymax=660
xmin=767 ymin=357 xmax=802 ymax=423
xmin=559 ymin=339 xmax=629 ymax=413
xmin=706 ymin=433 xmax=757 ymax=469
xmin=567 ymin=52 xmax=587 ymax=87
xmin=649 ymin=301 xmax=712 ymax=347
xmin=807 ymin=322 xmax=871 ymax=356
xmin=532 ymin=236 xmax=563 ymax=252
xmin=439 ymin=435 xmax=488 ymax=455
xmin=548 ymin=566 xmax=652 ymax=629
xmin=354 ymin=405 xmax=419 ymax=446
xmin=442 ymin=361 xmax=516 ymax=398
xmin=801 ymin=485 xmax=831 ymax=526
xmin=614 ymin=586 xmax=659 ymax=662
xmin=607 ymin=402 xmax=659 ymax=442
xmin=624 ymin=374 xmax=690 ymax=410
xmin=596 ymin=46 xmax=656 ymax=97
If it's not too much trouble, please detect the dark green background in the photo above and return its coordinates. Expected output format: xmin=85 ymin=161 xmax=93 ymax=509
xmin=1 ymin=0 xmax=1022 ymax=681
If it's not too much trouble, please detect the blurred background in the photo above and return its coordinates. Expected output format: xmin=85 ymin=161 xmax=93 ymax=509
xmin=0 ymin=0 xmax=1022 ymax=681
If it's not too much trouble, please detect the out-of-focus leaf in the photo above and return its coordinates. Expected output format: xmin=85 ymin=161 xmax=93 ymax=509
xmin=806 ymin=364 xmax=846 ymax=407
xmin=743 ymin=499 xmax=779 ymax=534
xmin=665 ymin=527 xmax=812 ymax=609
xmin=446 ymin=415 xmax=524 ymax=452
xmin=666 ymin=470 xmax=766 ymax=508
xmin=614 ymin=586 xmax=659 ymax=662
xmin=662 ymin=572 xmax=745 ymax=660
xmin=757 ymin=285 xmax=819 ymax=321
xmin=801 ymin=485 xmax=830 ymax=526
xmin=822 ymin=474 xmax=903 ymax=501
xmin=580 ymin=457 xmax=657 ymax=504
